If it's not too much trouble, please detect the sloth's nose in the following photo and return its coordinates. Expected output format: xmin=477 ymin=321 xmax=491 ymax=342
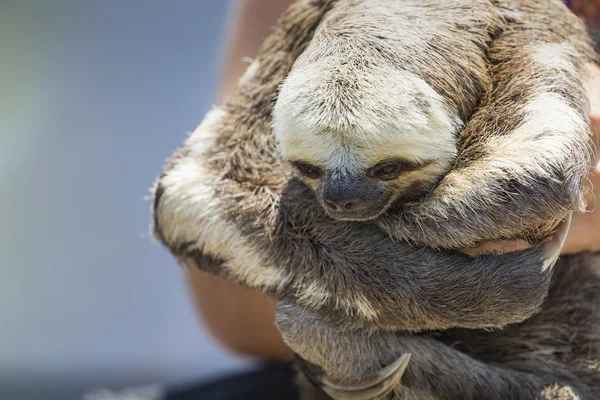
xmin=324 ymin=195 xmax=360 ymax=212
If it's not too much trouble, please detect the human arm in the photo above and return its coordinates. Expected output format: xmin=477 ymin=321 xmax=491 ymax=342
xmin=563 ymin=62 xmax=600 ymax=254
xmin=183 ymin=0 xmax=295 ymax=363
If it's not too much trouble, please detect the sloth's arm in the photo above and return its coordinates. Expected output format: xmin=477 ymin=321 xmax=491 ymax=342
xmin=276 ymin=300 xmax=549 ymax=400
xmin=165 ymin=184 xmax=568 ymax=333
xmin=379 ymin=0 xmax=599 ymax=250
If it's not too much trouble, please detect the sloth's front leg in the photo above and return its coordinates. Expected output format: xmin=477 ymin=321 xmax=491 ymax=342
xmin=378 ymin=0 xmax=597 ymax=251
xmin=276 ymin=301 xmax=552 ymax=400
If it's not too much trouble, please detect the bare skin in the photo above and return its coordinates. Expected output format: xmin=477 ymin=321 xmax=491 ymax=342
xmin=185 ymin=0 xmax=600 ymax=363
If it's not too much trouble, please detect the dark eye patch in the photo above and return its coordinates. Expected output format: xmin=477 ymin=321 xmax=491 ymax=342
xmin=291 ymin=160 xmax=324 ymax=179
xmin=367 ymin=158 xmax=426 ymax=181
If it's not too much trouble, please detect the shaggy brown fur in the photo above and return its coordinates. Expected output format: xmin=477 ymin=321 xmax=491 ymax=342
xmin=151 ymin=0 xmax=600 ymax=398
xmin=281 ymin=253 xmax=600 ymax=399
xmin=379 ymin=0 xmax=599 ymax=249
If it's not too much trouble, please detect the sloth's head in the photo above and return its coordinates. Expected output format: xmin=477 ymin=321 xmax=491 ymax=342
xmin=273 ymin=59 xmax=463 ymax=221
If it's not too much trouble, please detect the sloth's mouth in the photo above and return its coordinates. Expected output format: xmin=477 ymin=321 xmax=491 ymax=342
xmin=322 ymin=199 xmax=394 ymax=222
xmin=321 ymin=185 xmax=430 ymax=222
xmin=325 ymin=210 xmax=382 ymax=221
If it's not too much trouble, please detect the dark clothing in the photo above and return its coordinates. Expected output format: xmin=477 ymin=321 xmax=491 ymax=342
xmin=164 ymin=364 xmax=299 ymax=400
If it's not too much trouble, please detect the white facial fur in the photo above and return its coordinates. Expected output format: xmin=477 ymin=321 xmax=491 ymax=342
xmin=273 ymin=59 xmax=463 ymax=176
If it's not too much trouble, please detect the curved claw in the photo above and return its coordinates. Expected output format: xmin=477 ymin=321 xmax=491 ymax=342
xmin=541 ymin=214 xmax=572 ymax=272
xmin=321 ymin=353 xmax=411 ymax=400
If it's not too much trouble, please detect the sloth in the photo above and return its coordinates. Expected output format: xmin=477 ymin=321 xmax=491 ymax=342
xmin=151 ymin=0 xmax=600 ymax=399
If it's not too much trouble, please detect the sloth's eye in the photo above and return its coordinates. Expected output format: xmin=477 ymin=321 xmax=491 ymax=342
xmin=368 ymin=159 xmax=418 ymax=181
xmin=291 ymin=161 xmax=323 ymax=179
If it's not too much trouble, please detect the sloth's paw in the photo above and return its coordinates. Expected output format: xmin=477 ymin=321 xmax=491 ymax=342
xmin=320 ymin=353 xmax=411 ymax=400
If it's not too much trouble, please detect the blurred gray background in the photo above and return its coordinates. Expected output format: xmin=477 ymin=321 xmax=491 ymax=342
xmin=0 ymin=1 xmax=254 ymax=398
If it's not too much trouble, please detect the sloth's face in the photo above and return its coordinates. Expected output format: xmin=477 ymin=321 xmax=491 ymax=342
xmin=272 ymin=60 xmax=463 ymax=220
xmin=289 ymin=156 xmax=448 ymax=221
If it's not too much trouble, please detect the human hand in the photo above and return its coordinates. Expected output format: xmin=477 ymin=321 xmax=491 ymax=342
xmin=562 ymin=62 xmax=600 ymax=255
